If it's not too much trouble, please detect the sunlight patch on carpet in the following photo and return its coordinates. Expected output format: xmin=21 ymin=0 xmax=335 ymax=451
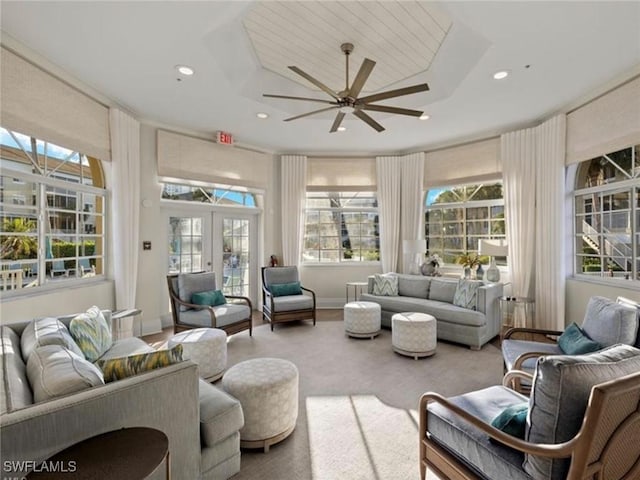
xmin=306 ymin=395 xmax=419 ymax=480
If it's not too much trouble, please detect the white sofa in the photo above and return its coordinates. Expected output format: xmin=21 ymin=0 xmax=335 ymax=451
xmin=0 ymin=311 xmax=244 ymax=479
xmin=360 ymin=274 xmax=503 ymax=350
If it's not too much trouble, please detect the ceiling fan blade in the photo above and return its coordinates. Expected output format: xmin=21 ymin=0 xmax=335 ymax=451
xmin=348 ymin=58 xmax=376 ymax=98
xmin=288 ymin=66 xmax=340 ymax=100
xmin=263 ymin=94 xmax=338 ymax=105
xmin=357 ymin=83 xmax=429 ymax=104
xmin=360 ymin=104 xmax=423 ymax=117
xmin=330 ymin=112 xmax=346 ymax=133
xmin=353 ymin=110 xmax=385 ymax=132
xmin=284 ymin=106 xmax=339 ymax=122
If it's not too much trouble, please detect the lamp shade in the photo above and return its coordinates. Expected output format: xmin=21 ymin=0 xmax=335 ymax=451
xmin=478 ymin=239 xmax=508 ymax=257
xmin=403 ymin=239 xmax=425 ymax=254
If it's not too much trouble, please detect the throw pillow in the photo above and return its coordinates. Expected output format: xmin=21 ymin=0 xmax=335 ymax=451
xmin=96 ymin=344 xmax=183 ymax=382
xmin=26 ymin=344 xmax=105 ymax=403
xmin=178 ymin=272 xmax=216 ymax=311
xmin=69 ymin=306 xmax=113 ymax=362
xmin=191 ymin=289 xmax=227 ymax=307
xmin=558 ymin=322 xmax=602 ymax=355
xmin=20 ymin=317 xmax=84 ymax=362
xmin=270 ymin=281 xmax=303 ymax=297
xmin=491 ymin=402 xmax=528 ymax=438
xmin=452 ymin=279 xmax=482 ymax=310
xmin=372 ymin=274 xmax=398 ymax=296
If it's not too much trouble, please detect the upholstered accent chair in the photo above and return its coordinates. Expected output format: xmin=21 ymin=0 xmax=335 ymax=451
xmin=420 ymin=344 xmax=640 ymax=480
xmin=261 ymin=266 xmax=316 ymax=331
xmin=502 ymin=296 xmax=640 ymax=392
xmin=167 ymin=271 xmax=252 ymax=336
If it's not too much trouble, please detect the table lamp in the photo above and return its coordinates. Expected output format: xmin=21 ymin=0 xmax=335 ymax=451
xmin=478 ymin=239 xmax=508 ymax=283
xmin=403 ymin=239 xmax=425 ymax=275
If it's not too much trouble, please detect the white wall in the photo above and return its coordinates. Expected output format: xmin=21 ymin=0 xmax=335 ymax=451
xmin=0 ymin=280 xmax=114 ymax=325
xmin=299 ymin=264 xmax=382 ymax=308
xmin=565 ymin=278 xmax=640 ymax=326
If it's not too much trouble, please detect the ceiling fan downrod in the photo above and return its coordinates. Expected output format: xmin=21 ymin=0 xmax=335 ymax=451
xmin=341 ymin=43 xmax=354 ymax=93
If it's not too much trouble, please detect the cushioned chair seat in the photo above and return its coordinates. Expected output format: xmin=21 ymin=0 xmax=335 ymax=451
xmin=198 ymin=379 xmax=244 ymax=447
xmin=179 ymin=304 xmax=251 ymax=328
xmin=502 ymin=340 xmax=562 ymax=372
xmin=96 ymin=337 xmax=154 ymax=361
xmin=427 ymin=385 xmax=530 ymax=480
xmin=272 ymin=295 xmax=314 ymax=312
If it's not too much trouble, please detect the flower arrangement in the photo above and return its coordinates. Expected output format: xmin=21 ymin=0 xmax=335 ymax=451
xmin=426 ymin=254 xmax=442 ymax=268
xmin=455 ymin=253 xmax=484 ymax=268
xmin=421 ymin=254 xmax=442 ymax=276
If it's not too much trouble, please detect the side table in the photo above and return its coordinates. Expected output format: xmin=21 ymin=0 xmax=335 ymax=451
xmin=499 ymin=296 xmax=535 ymax=340
xmin=345 ymin=281 xmax=368 ymax=303
xmin=27 ymin=427 xmax=169 ymax=479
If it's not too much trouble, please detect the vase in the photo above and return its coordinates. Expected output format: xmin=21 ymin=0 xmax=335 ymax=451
xmin=476 ymin=263 xmax=484 ymax=280
xmin=463 ymin=267 xmax=471 ymax=279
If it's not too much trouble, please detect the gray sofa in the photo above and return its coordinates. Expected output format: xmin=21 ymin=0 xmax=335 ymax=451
xmin=360 ymin=274 xmax=503 ymax=350
xmin=0 ymin=311 xmax=244 ymax=480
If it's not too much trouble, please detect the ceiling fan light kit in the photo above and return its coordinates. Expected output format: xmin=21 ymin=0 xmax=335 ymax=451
xmin=264 ymin=43 xmax=429 ymax=133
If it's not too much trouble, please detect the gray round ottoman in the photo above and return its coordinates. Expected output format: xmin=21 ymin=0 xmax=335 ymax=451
xmin=222 ymin=357 xmax=299 ymax=452
xmin=392 ymin=312 xmax=437 ymax=359
xmin=168 ymin=328 xmax=227 ymax=382
xmin=344 ymin=301 xmax=381 ymax=339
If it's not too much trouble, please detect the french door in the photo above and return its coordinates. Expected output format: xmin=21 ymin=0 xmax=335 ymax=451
xmin=166 ymin=208 xmax=258 ymax=303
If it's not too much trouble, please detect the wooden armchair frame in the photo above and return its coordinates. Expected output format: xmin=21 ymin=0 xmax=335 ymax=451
xmin=261 ymin=267 xmax=316 ymax=331
xmin=166 ymin=273 xmax=252 ymax=336
xmin=419 ymin=370 xmax=640 ymax=480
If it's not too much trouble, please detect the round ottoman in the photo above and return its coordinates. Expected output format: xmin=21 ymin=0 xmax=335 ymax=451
xmin=222 ymin=358 xmax=299 ymax=452
xmin=392 ymin=312 xmax=437 ymax=359
xmin=344 ymin=301 xmax=382 ymax=339
xmin=168 ymin=328 xmax=227 ymax=382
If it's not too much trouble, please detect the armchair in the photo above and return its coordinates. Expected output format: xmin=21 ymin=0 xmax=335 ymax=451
xmin=502 ymin=296 xmax=639 ymax=392
xmin=261 ymin=266 xmax=316 ymax=331
xmin=420 ymin=344 xmax=640 ymax=480
xmin=167 ymin=271 xmax=252 ymax=336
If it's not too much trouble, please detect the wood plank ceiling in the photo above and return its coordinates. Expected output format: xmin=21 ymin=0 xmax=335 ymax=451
xmin=243 ymin=1 xmax=452 ymax=93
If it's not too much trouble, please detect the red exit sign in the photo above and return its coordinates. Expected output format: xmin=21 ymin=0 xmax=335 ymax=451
xmin=216 ymin=131 xmax=234 ymax=146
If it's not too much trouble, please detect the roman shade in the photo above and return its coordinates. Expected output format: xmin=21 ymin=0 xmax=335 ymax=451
xmin=306 ymin=156 xmax=376 ymax=191
xmin=0 ymin=47 xmax=111 ymax=161
xmin=566 ymin=75 xmax=640 ymax=165
xmin=157 ymin=129 xmax=271 ymax=189
xmin=424 ymin=137 xmax=501 ymax=187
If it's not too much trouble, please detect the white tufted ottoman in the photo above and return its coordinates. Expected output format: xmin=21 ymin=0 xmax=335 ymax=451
xmin=168 ymin=328 xmax=227 ymax=382
xmin=344 ymin=301 xmax=382 ymax=339
xmin=392 ymin=312 xmax=437 ymax=359
xmin=222 ymin=357 xmax=299 ymax=452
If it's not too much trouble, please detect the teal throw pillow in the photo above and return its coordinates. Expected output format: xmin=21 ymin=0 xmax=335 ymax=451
xmin=558 ymin=322 xmax=602 ymax=355
xmin=270 ymin=281 xmax=302 ymax=297
xmin=191 ymin=289 xmax=227 ymax=307
xmin=491 ymin=402 xmax=528 ymax=438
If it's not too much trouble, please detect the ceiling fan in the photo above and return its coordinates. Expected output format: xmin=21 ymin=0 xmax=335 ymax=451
xmin=263 ymin=43 xmax=429 ymax=133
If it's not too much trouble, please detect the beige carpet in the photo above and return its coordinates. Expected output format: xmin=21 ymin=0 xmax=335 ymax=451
xmin=222 ymin=320 xmax=503 ymax=480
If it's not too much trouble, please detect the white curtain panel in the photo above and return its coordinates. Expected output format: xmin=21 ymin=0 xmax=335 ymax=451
xmin=501 ymin=127 xmax=536 ymax=326
xmin=376 ymin=156 xmax=402 ymax=273
xmin=109 ymin=108 xmax=140 ymax=338
xmin=281 ymin=155 xmax=307 ymax=267
xmin=400 ymin=152 xmax=425 ymax=273
xmin=535 ymin=115 xmax=566 ymax=330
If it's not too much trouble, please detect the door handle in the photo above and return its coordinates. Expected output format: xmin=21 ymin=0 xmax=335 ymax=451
xmin=207 ymin=261 xmax=212 ymax=266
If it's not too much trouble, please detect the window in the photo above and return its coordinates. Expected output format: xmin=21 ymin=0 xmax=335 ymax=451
xmin=574 ymin=145 xmax=639 ymax=281
xmin=303 ymin=192 xmax=379 ymax=263
xmin=161 ymin=182 xmax=256 ymax=207
xmin=0 ymin=127 xmax=106 ymax=292
xmin=425 ymin=183 xmax=505 ymax=264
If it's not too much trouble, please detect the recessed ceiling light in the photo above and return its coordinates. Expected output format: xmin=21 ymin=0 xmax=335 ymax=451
xmin=419 ymin=114 xmax=430 ymax=120
xmin=493 ymin=70 xmax=509 ymax=80
xmin=256 ymin=112 xmax=269 ymax=119
xmin=176 ymin=65 xmax=194 ymax=76
xmin=337 ymin=126 xmax=346 ymax=132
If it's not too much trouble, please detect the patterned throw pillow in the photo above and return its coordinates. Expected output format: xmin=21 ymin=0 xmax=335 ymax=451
xmin=372 ymin=274 xmax=398 ymax=296
xmin=452 ymin=279 xmax=482 ymax=310
xmin=96 ymin=344 xmax=183 ymax=382
xmin=192 ymin=289 xmax=227 ymax=306
xmin=270 ymin=281 xmax=302 ymax=297
xmin=69 ymin=306 xmax=113 ymax=362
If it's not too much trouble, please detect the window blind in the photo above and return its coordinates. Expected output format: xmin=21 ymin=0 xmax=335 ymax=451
xmin=306 ymin=156 xmax=376 ymax=191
